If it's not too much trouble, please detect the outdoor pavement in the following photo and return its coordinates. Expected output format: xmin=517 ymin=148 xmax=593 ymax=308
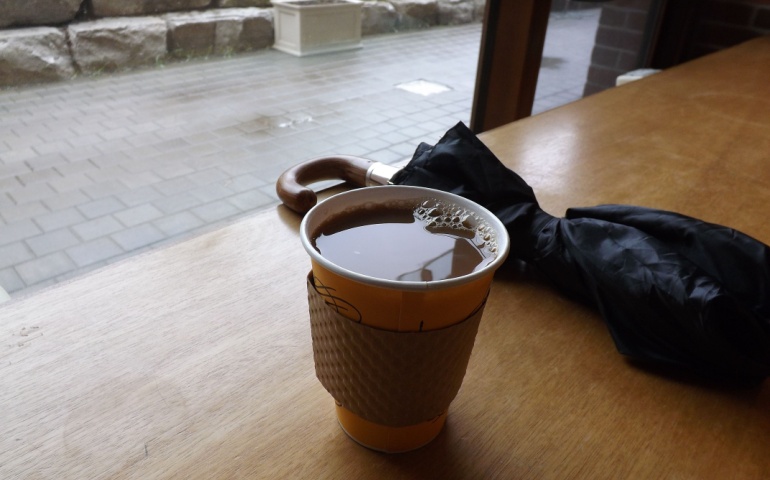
xmin=0 ymin=8 xmax=601 ymax=298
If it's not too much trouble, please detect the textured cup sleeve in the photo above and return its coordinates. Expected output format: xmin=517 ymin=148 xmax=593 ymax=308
xmin=307 ymin=272 xmax=486 ymax=427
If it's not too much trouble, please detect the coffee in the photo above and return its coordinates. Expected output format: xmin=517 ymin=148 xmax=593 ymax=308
xmin=311 ymin=198 xmax=497 ymax=282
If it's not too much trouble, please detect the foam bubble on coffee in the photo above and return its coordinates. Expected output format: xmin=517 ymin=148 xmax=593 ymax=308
xmin=414 ymin=199 xmax=498 ymax=257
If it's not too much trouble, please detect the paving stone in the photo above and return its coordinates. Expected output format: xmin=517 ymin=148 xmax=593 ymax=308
xmin=389 ymin=141 xmax=422 ymax=157
xmin=128 ymin=123 xmax=163 ymax=135
xmin=77 ymin=196 xmax=127 ymax=219
xmin=33 ymin=207 xmax=86 ymax=232
xmin=65 ymin=237 xmax=124 ymax=268
xmin=16 ymin=251 xmax=77 ymax=286
xmin=25 ymin=228 xmax=80 ymax=256
xmin=110 ymin=223 xmax=166 ymax=251
xmin=0 ymin=193 xmax=14 ymax=210
xmin=0 ymin=267 xmax=25 ymax=294
xmin=153 ymin=163 xmax=197 ymax=180
xmin=153 ymin=210 xmax=205 ymax=236
xmin=42 ymin=190 xmax=91 ymax=211
xmin=325 ymin=142 xmax=374 ymax=157
xmin=217 ymin=159 xmax=261 ymax=177
xmin=387 ymin=116 xmax=419 ymax=129
xmin=154 ymin=177 xmax=198 ymax=197
xmin=0 ymin=201 xmax=50 ymax=223
xmin=150 ymin=138 xmax=190 ymax=152
xmin=0 ymin=147 xmax=36 ymax=163
xmin=30 ymin=134 xmax=74 ymax=150
xmin=72 ymin=215 xmax=124 ymax=242
xmin=0 ymin=162 xmax=31 ymax=180
xmin=98 ymin=127 xmax=134 ymax=141
xmin=118 ymin=171 xmax=164 ymax=189
xmin=191 ymin=200 xmax=241 ymax=223
xmin=48 ymin=172 xmax=95 ymax=193
xmin=114 ymin=203 xmax=164 ymax=227
xmin=186 ymin=168 xmax=230 ymax=186
xmin=368 ymin=121 xmax=401 ymax=135
xmin=0 ymin=219 xmax=41 ymax=247
xmin=89 ymin=152 xmax=132 ymax=169
xmin=61 ymin=146 xmax=103 ymax=163
xmin=256 ymin=184 xmax=279 ymax=203
xmin=15 ymin=167 xmax=61 ymax=186
xmin=81 ymin=180 xmax=129 ymax=200
xmin=124 ymin=132 xmax=163 ymax=148
xmin=357 ymin=136 xmax=392 ymax=152
xmin=119 ymin=157 xmax=161 ymax=174
xmin=85 ymin=165 xmax=126 ymax=183
xmin=365 ymin=148 xmax=409 ymax=164
xmin=116 ymin=185 xmax=163 ymax=207
xmin=152 ymin=192 xmax=204 ymax=214
xmin=224 ymin=172 xmax=266 ymax=192
xmin=67 ymin=133 xmax=105 ymax=148
xmin=0 ymin=242 xmax=33 ymax=270
xmin=188 ymin=184 xmax=234 ymax=203
xmin=7 ymin=182 xmax=58 ymax=205
xmin=226 ymin=189 xmax=274 ymax=212
xmin=378 ymin=130 xmax=413 ymax=145
xmin=181 ymin=131 xmax=220 ymax=145
xmin=79 ymin=120 xmax=121 ymax=137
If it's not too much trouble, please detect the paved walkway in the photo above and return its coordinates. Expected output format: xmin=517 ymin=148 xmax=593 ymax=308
xmin=0 ymin=9 xmax=600 ymax=298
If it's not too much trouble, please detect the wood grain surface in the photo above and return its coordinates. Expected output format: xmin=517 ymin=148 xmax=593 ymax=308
xmin=2 ymin=37 xmax=770 ymax=479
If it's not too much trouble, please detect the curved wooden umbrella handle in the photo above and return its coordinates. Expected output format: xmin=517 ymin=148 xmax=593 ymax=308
xmin=276 ymin=155 xmax=384 ymax=214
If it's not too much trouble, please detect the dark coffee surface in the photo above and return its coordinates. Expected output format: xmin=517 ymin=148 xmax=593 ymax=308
xmin=312 ymin=204 xmax=493 ymax=281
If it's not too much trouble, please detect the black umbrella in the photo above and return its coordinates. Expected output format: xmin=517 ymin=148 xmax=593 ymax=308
xmin=277 ymin=122 xmax=770 ymax=382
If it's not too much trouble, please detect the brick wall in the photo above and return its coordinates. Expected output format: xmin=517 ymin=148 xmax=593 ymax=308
xmin=551 ymin=0 xmax=601 ymax=12
xmin=684 ymin=0 xmax=770 ymax=60
xmin=582 ymin=0 xmax=770 ymax=96
xmin=583 ymin=0 xmax=654 ymax=96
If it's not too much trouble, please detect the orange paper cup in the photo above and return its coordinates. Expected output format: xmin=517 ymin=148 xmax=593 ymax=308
xmin=300 ymin=185 xmax=510 ymax=453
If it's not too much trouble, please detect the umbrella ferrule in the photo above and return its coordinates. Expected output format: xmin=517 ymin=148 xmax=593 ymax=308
xmin=366 ymin=162 xmax=399 ymax=186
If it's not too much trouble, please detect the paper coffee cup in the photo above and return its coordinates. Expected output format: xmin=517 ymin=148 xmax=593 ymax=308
xmin=301 ymin=185 xmax=510 ymax=453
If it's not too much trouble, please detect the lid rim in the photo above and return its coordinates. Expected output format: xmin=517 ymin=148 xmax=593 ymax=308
xmin=299 ymin=186 xmax=510 ymax=291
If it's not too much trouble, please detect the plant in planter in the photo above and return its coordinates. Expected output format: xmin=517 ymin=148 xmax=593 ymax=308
xmin=272 ymin=0 xmax=363 ymax=56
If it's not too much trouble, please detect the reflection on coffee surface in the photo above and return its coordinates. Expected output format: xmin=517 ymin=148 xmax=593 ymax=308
xmin=312 ymin=198 xmax=498 ymax=281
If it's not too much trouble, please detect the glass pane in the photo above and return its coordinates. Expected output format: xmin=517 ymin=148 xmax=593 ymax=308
xmin=534 ymin=3 xmax=602 ymax=114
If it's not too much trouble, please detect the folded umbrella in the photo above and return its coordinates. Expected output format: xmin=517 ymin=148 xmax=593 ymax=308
xmin=277 ymin=122 xmax=770 ymax=382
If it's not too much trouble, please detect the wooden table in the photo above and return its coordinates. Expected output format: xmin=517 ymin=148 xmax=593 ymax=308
xmin=3 ymin=37 xmax=770 ymax=479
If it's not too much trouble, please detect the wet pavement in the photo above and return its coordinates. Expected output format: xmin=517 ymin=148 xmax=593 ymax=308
xmin=0 ymin=8 xmax=601 ymax=297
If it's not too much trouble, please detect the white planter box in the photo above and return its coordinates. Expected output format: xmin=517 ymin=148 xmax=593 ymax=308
xmin=273 ymin=0 xmax=362 ymax=57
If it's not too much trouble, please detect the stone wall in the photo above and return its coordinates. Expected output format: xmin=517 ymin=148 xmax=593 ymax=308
xmin=0 ymin=0 xmax=485 ymax=88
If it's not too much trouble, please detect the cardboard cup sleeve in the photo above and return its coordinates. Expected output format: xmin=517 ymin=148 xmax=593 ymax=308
xmin=307 ymin=272 xmax=485 ymax=427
